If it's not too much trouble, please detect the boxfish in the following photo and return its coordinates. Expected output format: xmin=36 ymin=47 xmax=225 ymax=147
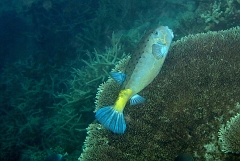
xmin=95 ymin=26 xmax=174 ymax=134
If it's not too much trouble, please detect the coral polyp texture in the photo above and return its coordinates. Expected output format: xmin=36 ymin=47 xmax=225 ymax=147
xmin=79 ymin=27 xmax=240 ymax=161
xmin=218 ymin=113 xmax=240 ymax=154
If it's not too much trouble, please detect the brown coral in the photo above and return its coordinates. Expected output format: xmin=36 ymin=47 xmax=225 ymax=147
xmin=79 ymin=27 xmax=240 ymax=161
xmin=218 ymin=113 xmax=240 ymax=154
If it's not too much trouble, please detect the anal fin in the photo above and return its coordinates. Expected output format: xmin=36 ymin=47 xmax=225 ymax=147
xmin=152 ymin=44 xmax=168 ymax=59
xmin=130 ymin=94 xmax=146 ymax=105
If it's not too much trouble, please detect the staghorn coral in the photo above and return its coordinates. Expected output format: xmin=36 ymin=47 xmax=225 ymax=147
xmin=79 ymin=27 xmax=240 ymax=161
xmin=0 ymin=25 xmax=129 ymax=161
xmin=0 ymin=56 xmax=57 ymax=160
xmin=54 ymin=32 xmax=128 ymax=114
xmin=218 ymin=113 xmax=240 ymax=154
xmin=200 ymin=0 xmax=240 ymax=31
xmin=201 ymin=1 xmax=223 ymax=24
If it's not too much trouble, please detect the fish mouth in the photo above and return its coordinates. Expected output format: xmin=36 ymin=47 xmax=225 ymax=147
xmin=156 ymin=32 xmax=168 ymax=45
xmin=156 ymin=38 xmax=167 ymax=45
xmin=155 ymin=26 xmax=174 ymax=45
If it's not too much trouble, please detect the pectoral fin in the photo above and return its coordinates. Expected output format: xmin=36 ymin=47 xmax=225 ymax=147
xmin=152 ymin=44 xmax=168 ymax=60
xmin=110 ymin=72 xmax=126 ymax=85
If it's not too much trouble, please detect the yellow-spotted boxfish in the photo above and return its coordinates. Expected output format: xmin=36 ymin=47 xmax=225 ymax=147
xmin=95 ymin=26 xmax=174 ymax=134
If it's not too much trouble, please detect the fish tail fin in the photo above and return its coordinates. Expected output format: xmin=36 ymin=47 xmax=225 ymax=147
xmin=95 ymin=106 xmax=126 ymax=134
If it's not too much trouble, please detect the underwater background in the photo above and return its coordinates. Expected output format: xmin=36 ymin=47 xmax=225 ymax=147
xmin=0 ymin=0 xmax=239 ymax=160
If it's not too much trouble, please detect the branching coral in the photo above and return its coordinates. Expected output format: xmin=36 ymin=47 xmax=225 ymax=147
xmin=218 ymin=113 xmax=240 ymax=154
xmin=201 ymin=1 xmax=223 ymax=24
xmin=200 ymin=0 xmax=240 ymax=31
xmin=81 ymin=32 xmax=127 ymax=84
xmin=54 ymin=32 xmax=128 ymax=113
xmin=0 ymin=52 xmax=93 ymax=160
xmin=79 ymin=27 xmax=240 ymax=161
xmin=0 ymin=56 xmax=58 ymax=160
xmin=0 ymin=27 xmax=129 ymax=161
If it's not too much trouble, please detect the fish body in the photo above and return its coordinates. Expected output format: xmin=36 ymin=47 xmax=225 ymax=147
xmin=96 ymin=26 xmax=174 ymax=134
xmin=123 ymin=26 xmax=173 ymax=95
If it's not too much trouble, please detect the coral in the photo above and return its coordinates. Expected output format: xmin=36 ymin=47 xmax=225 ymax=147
xmin=201 ymin=1 xmax=223 ymax=24
xmin=81 ymin=32 xmax=127 ymax=84
xmin=0 ymin=29 xmax=129 ymax=161
xmin=1 ymin=0 xmax=240 ymax=160
xmin=200 ymin=0 xmax=240 ymax=31
xmin=0 ymin=56 xmax=58 ymax=160
xmin=55 ymin=32 xmax=128 ymax=113
xmin=0 ymin=53 xmax=89 ymax=160
xmin=218 ymin=113 xmax=240 ymax=154
xmin=73 ymin=0 xmax=201 ymax=52
xmin=79 ymin=27 xmax=240 ymax=161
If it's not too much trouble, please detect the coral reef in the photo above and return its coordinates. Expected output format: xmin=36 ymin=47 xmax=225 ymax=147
xmin=1 ymin=0 xmax=240 ymax=160
xmin=0 ymin=54 xmax=87 ymax=161
xmin=218 ymin=112 xmax=240 ymax=154
xmin=56 ymin=32 xmax=127 ymax=115
xmin=0 ymin=28 xmax=128 ymax=161
xmin=79 ymin=27 xmax=240 ymax=161
xmin=200 ymin=0 xmax=240 ymax=31
xmin=201 ymin=1 xmax=223 ymax=24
